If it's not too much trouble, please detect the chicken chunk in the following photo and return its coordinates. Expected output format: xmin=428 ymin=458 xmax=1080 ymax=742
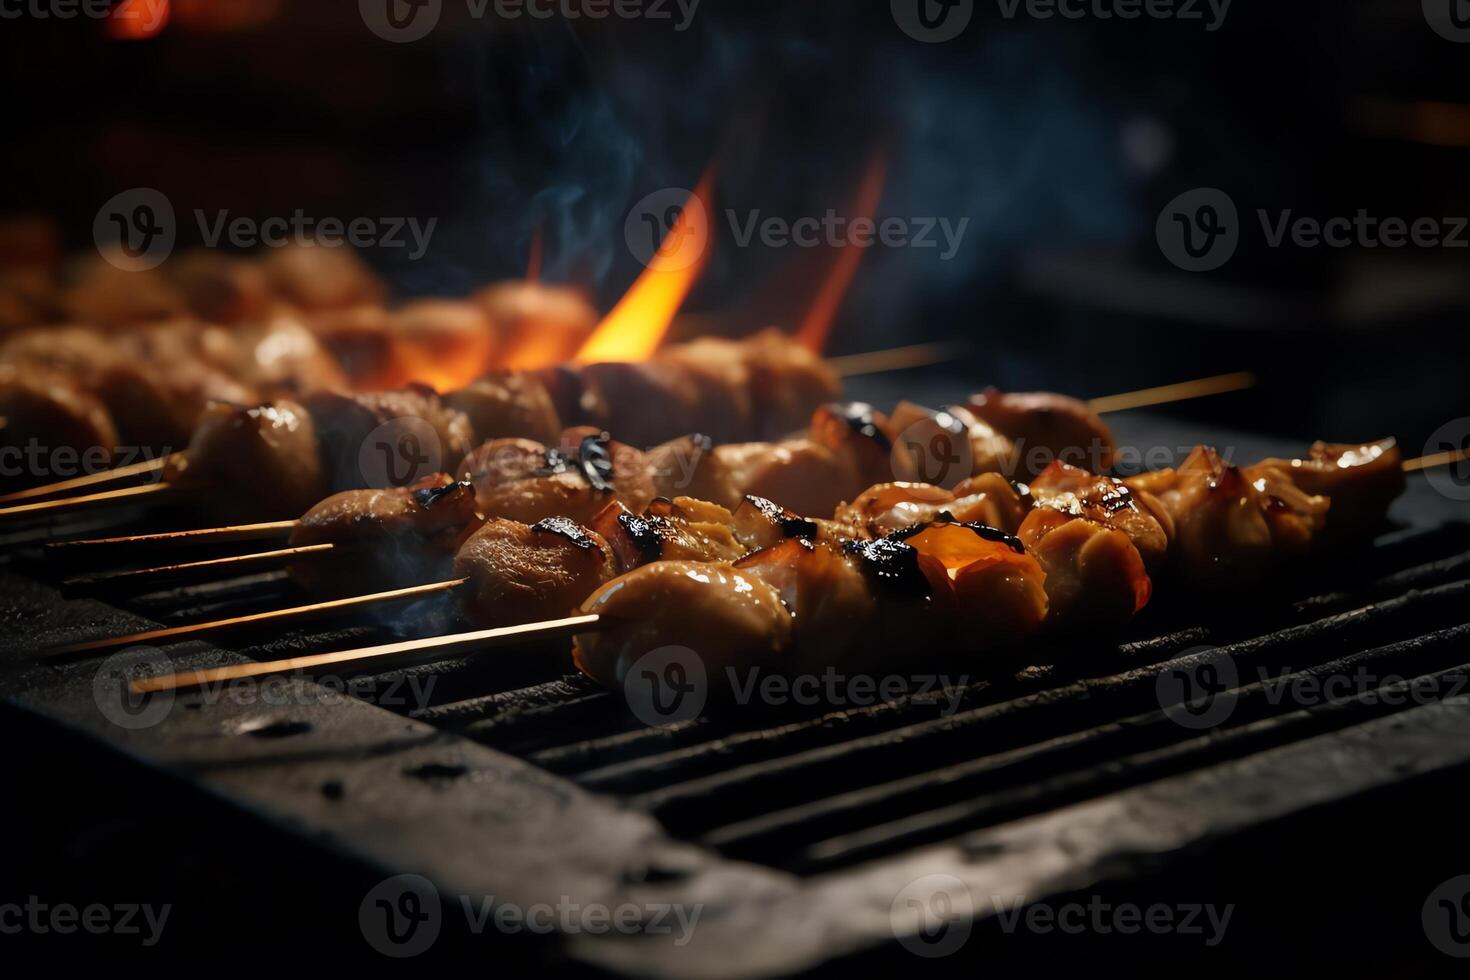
xmin=456 ymin=517 xmax=615 ymax=628
xmin=476 ymin=281 xmax=598 ymax=371
xmin=288 ymin=476 xmax=479 ymax=596
xmin=302 ymin=386 xmax=475 ymax=493
xmin=166 ymin=399 xmax=328 ymax=521
xmin=445 ymin=372 xmax=562 ymax=445
xmin=573 ymin=561 xmax=793 ymax=689
xmin=0 ymin=365 xmax=118 ymax=489
xmin=1251 ymin=439 xmax=1405 ymax=537
xmin=964 ymin=388 xmax=1116 ymax=474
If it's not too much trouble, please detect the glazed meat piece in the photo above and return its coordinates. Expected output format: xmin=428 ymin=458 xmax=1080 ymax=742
xmin=0 ymin=365 xmax=118 ymax=489
xmin=60 ymin=255 xmax=187 ymax=327
xmin=588 ymin=497 xmax=746 ymax=570
xmin=573 ymin=561 xmax=794 ymax=689
xmin=288 ymin=476 xmax=479 ymax=596
xmin=888 ymin=402 xmax=1018 ymax=484
xmin=1251 ymin=439 xmax=1405 ymax=537
xmin=262 ymin=243 xmax=385 ymax=312
xmin=445 ymin=372 xmax=563 ymax=445
xmin=900 ymin=523 xmax=1050 ymax=648
xmin=652 ymin=338 xmax=756 ymax=443
xmin=167 ymin=249 xmax=275 ymax=324
xmin=577 ymin=360 xmax=701 ymax=449
xmin=302 ymin=387 xmax=475 ymax=493
xmin=645 ymin=434 xmax=742 ymax=509
xmin=391 ymin=299 xmax=498 ymax=392
xmin=1016 ymin=510 xmax=1151 ymax=628
xmin=964 ymin=388 xmax=1117 ymax=474
xmin=1026 ymin=461 xmax=1171 ymax=573
xmin=734 ymin=327 xmax=842 ymax=439
xmin=460 ymin=432 xmax=653 ymax=526
xmin=808 ymin=402 xmax=898 ymax=491
xmin=1128 ymin=446 xmax=1330 ymax=587
xmin=166 ymin=399 xmax=329 ymax=521
xmin=305 ymin=305 xmax=407 ymax=390
xmin=735 ymin=538 xmax=881 ymax=675
xmin=232 ymin=314 xmax=350 ymax=395
xmin=476 ymin=281 xmax=598 ymax=371
xmin=455 ymin=517 xmax=615 ymax=628
xmin=730 ymin=493 xmax=836 ymax=553
xmin=713 ymin=439 xmax=858 ymax=517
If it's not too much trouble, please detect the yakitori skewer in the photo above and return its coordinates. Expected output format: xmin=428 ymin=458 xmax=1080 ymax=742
xmin=37 ymin=369 xmax=1255 ymax=554
xmin=126 ymin=437 xmax=1438 ymax=695
xmin=83 ymin=432 xmax=1434 ymax=678
xmin=0 ymin=451 xmax=181 ymax=505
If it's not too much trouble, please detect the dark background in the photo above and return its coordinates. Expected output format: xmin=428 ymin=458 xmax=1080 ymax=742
xmin=3 ymin=1 xmax=1468 ymax=448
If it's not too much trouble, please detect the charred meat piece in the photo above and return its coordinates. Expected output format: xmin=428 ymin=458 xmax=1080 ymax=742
xmin=964 ymin=387 xmax=1117 ymax=474
xmin=0 ymin=365 xmax=118 ymax=489
xmin=901 ymin=523 xmax=1050 ymax=648
xmin=577 ymin=359 xmax=702 ymax=449
xmin=288 ymin=476 xmax=480 ymax=596
xmin=573 ymin=561 xmax=793 ymax=690
xmin=1026 ymin=460 xmax=1171 ymax=573
xmin=167 ymin=399 xmax=329 ymax=521
xmin=713 ymin=438 xmax=859 ymax=517
xmin=302 ymin=386 xmax=475 ymax=494
xmin=588 ymin=497 xmax=746 ymax=570
xmin=475 ymin=281 xmax=598 ymax=371
xmin=445 ymin=371 xmax=562 ymax=445
xmin=1128 ymin=446 xmax=1330 ymax=587
xmin=262 ymin=243 xmax=385 ymax=312
xmin=645 ymin=434 xmax=742 ymax=509
xmin=1017 ymin=510 xmax=1151 ymax=628
xmin=1251 ymin=439 xmax=1405 ymax=537
xmin=459 ymin=433 xmax=642 ymax=526
xmin=455 ymin=517 xmax=615 ymax=628
xmin=888 ymin=402 xmax=1018 ymax=485
xmin=808 ymin=402 xmax=897 ymax=491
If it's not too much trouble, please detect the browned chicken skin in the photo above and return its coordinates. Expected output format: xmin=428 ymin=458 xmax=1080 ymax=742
xmin=166 ymin=399 xmax=329 ymax=522
xmin=0 ymin=365 xmax=119 ymax=489
xmin=455 ymin=517 xmax=616 ymax=628
xmin=445 ymin=372 xmax=562 ymax=446
xmin=964 ymin=388 xmax=1117 ymax=474
xmin=288 ymin=476 xmax=479 ymax=596
xmin=302 ymin=386 xmax=475 ymax=494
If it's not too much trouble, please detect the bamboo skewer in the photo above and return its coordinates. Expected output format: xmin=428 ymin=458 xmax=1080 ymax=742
xmin=0 ymin=452 xmax=178 ymax=505
xmin=37 ymin=370 xmax=1260 ymax=550
xmin=829 ymin=341 xmax=969 ymax=377
xmin=129 ymin=614 xmax=602 ymax=695
xmin=1085 ymin=372 xmax=1256 ymax=415
xmin=77 ymin=447 xmax=1470 ymax=677
xmin=62 ymin=543 xmax=335 ymax=593
xmin=48 ymin=577 xmax=469 ymax=660
xmin=0 ymin=480 xmax=190 ymax=522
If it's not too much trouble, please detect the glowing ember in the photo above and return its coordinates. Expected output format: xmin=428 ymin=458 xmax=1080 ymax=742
xmin=109 ymin=0 xmax=170 ymax=39
xmin=575 ymin=172 xmax=715 ymax=364
xmin=796 ymin=147 xmax=888 ymax=353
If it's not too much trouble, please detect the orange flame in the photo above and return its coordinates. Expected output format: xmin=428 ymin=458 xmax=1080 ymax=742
xmin=109 ymin=0 xmax=170 ymax=39
xmin=795 ymin=147 xmax=888 ymax=353
xmin=574 ymin=172 xmax=715 ymax=363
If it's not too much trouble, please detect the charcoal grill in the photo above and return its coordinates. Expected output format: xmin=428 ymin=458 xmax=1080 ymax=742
xmin=3 ymin=399 xmax=1470 ymax=975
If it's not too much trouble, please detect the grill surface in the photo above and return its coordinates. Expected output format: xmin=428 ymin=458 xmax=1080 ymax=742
xmin=3 ymin=409 xmax=1469 ymax=974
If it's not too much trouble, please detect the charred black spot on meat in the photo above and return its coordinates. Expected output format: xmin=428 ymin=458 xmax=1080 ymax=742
xmin=531 ymin=517 xmax=603 ymax=554
xmin=579 ymin=432 xmax=615 ymax=491
xmin=745 ymin=494 xmax=820 ymax=540
xmin=843 ymin=536 xmax=931 ymax=599
xmin=830 ymin=401 xmax=893 ymax=452
xmin=412 ymin=479 xmax=472 ymax=509
xmin=617 ymin=512 xmax=672 ymax=563
xmin=887 ymin=520 xmax=1027 ymax=555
